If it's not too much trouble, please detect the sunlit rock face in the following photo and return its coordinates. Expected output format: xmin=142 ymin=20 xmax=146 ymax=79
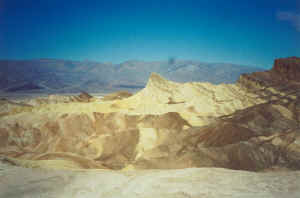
xmin=0 ymin=57 xmax=300 ymax=172
xmin=117 ymin=72 xmax=265 ymax=126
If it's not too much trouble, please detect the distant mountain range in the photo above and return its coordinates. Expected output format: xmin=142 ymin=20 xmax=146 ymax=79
xmin=0 ymin=59 xmax=264 ymax=93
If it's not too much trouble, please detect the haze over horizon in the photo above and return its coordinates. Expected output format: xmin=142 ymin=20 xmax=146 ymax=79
xmin=0 ymin=0 xmax=300 ymax=68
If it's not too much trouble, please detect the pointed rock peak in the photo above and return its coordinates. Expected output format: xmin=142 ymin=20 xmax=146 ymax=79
xmin=149 ymin=72 xmax=166 ymax=82
xmin=146 ymin=73 xmax=171 ymax=88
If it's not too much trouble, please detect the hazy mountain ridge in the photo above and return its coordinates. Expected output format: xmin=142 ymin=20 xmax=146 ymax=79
xmin=0 ymin=59 xmax=263 ymax=93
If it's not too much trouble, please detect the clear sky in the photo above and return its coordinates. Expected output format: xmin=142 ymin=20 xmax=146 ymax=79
xmin=0 ymin=0 xmax=299 ymax=68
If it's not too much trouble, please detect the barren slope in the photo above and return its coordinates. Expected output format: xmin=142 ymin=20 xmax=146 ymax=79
xmin=1 ymin=57 xmax=300 ymax=172
xmin=1 ymin=57 xmax=300 ymax=198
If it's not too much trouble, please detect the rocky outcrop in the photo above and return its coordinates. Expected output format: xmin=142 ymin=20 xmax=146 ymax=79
xmin=0 ymin=111 xmax=191 ymax=170
xmin=0 ymin=99 xmax=32 ymax=117
xmin=237 ymin=57 xmax=300 ymax=107
xmin=76 ymin=91 xmax=94 ymax=102
xmin=0 ymin=57 xmax=300 ymax=172
xmin=101 ymin=91 xmax=133 ymax=101
xmin=132 ymin=96 xmax=300 ymax=171
xmin=1 ymin=96 xmax=299 ymax=171
xmin=118 ymin=72 xmax=265 ymax=126
xmin=26 ymin=92 xmax=96 ymax=106
xmin=239 ymin=57 xmax=300 ymax=86
xmin=273 ymin=57 xmax=300 ymax=81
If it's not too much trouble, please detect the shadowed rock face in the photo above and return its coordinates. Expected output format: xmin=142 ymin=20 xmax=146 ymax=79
xmin=0 ymin=57 xmax=300 ymax=172
xmin=238 ymin=57 xmax=300 ymax=91
xmin=273 ymin=57 xmax=300 ymax=82
xmin=0 ymin=111 xmax=191 ymax=170
xmin=131 ymin=97 xmax=300 ymax=171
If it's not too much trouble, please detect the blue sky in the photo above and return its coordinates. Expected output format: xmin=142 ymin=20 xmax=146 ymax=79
xmin=0 ymin=0 xmax=299 ymax=68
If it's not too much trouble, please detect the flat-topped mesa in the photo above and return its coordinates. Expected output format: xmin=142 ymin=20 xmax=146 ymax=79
xmin=237 ymin=57 xmax=300 ymax=91
xmin=272 ymin=57 xmax=300 ymax=82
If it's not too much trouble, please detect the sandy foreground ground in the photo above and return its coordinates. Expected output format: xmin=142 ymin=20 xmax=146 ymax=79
xmin=1 ymin=162 xmax=300 ymax=198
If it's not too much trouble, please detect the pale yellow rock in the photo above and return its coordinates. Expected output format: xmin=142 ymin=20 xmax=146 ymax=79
xmin=85 ymin=135 xmax=106 ymax=159
xmin=272 ymin=104 xmax=294 ymax=120
xmin=289 ymin=95 xmax=297 ymax=100
xmin=1 ymin=72 xmax=288 ymax=173
xmin=117 ymin=73 xmax=264 ymax=126
xmin=10 ymin=73 xmax=264 ymax=129
xmin=136 ymin=127 xmax=158 ymax=159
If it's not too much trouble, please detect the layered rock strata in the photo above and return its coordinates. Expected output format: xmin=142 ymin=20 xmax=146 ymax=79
xmin=0 ymin=57 xmax=300 ymax=172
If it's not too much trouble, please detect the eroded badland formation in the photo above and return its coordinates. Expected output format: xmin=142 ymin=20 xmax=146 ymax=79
xmin=1 ymin=57 xmax=300 ymax=197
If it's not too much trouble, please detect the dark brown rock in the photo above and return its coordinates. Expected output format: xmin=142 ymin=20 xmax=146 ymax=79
xmin=273 ymin=57 xmax=300 ymax=81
